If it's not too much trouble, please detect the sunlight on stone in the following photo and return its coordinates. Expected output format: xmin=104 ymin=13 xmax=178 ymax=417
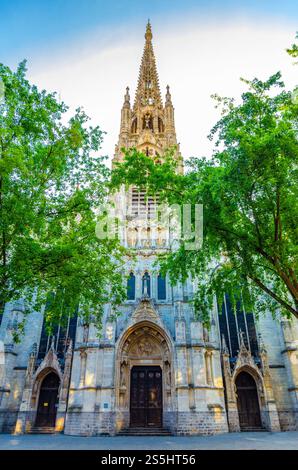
xmin=85 ymin=371 xmax=95 ymax=386
xmin=214 ymin=409 xmax=223 ymax=423
xmin=194 ymin=365 xmax=205 ymax=385
xmin=106 ymin=325 xmax=114 ymax=341
xmin=14 ymin=419 xmax=23 ymax=435
xmin=56 ymin=417 xmax=65 ymax=431
xmin=214 ymin=376 xmax=223 ymax=388
xmin=176 ymin=369 xmax=183 ymax=384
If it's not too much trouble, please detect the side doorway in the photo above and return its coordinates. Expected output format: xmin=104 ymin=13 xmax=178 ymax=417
xmin=236 ymin=371 xmax=262 ymax=431
xmin=35 ymin=372 xmax=60 ymax=428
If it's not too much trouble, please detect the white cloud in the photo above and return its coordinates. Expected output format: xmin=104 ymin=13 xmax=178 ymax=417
xmin=27 ymin=18 xmax=297 ymax=165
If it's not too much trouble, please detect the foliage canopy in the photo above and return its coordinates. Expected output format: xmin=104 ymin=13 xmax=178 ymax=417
xmin=0 ymin=61 xmax=125 ymax=339
xmin=111 ymin=73 xmax=298 ymax=324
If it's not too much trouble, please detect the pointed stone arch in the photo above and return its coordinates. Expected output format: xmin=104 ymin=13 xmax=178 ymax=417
xmin=232 ymin=348 xmax=266 ymax=411
xmin=222 ymin=334 xmax=280 ymax=432
xmin=34 ymin=371 xmax=60 ymax=428
xmin=32 ymin=344 xmax=63 ymax=402
xmin=15 ymin=340 xmax=74 ymax=434
xmin=234 ymin=369 xmax=262 ymax=430
xmin=24 ymin=345 xmax=63 ymax=430
xmin=233 ymin=365 xmax=265 ymax=403
xmin=114 ymin=300 xmax=175 ymax=431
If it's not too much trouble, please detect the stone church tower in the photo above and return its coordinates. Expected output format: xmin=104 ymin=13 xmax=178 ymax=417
xmin=0 ymin=22 xmax=297 ymax=436
xmin=64 ymin=21 xmax=230 ymax=435
xmin=113 ymin=21 xmax=182 ymax=170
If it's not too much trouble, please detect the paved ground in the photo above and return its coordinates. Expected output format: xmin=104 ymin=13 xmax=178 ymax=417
xmin=0 ymin=432 xmax=297 ymax=450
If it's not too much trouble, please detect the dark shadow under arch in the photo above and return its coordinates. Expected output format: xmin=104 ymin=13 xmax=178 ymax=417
xmin=130 ymin=365 xmax=162 ymax=427
xmin=35 ymin=372 xmax=60 ymax=428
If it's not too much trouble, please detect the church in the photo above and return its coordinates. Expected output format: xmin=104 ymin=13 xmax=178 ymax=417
xmin=0 ymin=22 xmax=297 ymax=436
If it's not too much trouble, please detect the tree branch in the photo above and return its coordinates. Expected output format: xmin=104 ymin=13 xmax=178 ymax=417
xmin=248 ymin=274 xmax=298 ymax=319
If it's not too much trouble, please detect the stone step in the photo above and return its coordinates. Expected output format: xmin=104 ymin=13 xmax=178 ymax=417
xmin=118 ymin=427 xmax=171 ymax=436
xmin=27 ymin=427 xmax=57 ymax=434
xmin=240 ymin=427 xmax=265 ymax=432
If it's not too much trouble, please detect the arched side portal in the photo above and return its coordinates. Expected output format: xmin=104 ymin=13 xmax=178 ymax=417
xmin=35 ymin=372 xmax=60 ymax=428
xmin=115 ymin=321 xmax=174 ymax=430
xmin=235 ymin=371 xmax=262 ymax=431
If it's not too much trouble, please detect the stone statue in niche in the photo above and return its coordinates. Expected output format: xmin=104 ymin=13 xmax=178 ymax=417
xmin=82 ymin=324 xmax=89 ymax=343
xmin=143 ymin=113 xmax=153 ymax=130
xmin=165 ymin=361 xmax=171 ymax=387
xmin=142 ymin=275 xmax=150 ymax=298
xmin=120 ymin=362 xmax=127 ymax=387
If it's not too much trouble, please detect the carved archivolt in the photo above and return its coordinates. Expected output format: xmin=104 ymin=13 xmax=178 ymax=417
xmin=222 ymin=336 xmax=267 ymax=407
xmin=32 ymin=345 xmax=62 ymax=397
xmin=30 ymin=340 xmax=71 ymax=408
xmin=122 ymin=328 xmax=167 ymax=359
xmin=222 ymin=335 xmax=280 ymax=431
xmin=232 ymin=341 xmax=266 ymax=406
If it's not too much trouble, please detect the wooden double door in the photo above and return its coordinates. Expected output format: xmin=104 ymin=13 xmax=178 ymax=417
xmin=130 ymin=366 xmax=162 ymax=427
xmin=236 ymin=371 xmax=262 ymax=430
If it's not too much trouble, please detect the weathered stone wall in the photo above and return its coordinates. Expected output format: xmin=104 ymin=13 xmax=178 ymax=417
xmin=0 ymin=301 xmax=44 ymax=433
xmin=64 ymin=411 xmax=116 ymax=436
xmin=175 ymin=410 xmax=228 ymax=435
xmin=64 ymin=410 xmax=228 ymax=436
xmin=1 ymin=290 xmax=298 ymax=436
xmin=257 ymin=313 xmax=298 ymax=430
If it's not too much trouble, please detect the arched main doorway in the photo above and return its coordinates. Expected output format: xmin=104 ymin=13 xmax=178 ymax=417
xmin=116 ymin=320 xmax=173 ymax=431
xmin=35 ymin=372 xmax=60 ymax=428
xmin=235 ymin=371 xmax=262 ymax=430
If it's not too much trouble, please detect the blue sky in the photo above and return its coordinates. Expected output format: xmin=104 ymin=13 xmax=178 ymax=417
xmin=1 ymin=0 xmax=297 ymax=66
xmin=0 ymin=1 xmax=297 ymax=159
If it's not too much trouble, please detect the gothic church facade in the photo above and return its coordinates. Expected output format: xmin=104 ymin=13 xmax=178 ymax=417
xmin=0 ymin=23 xmax=297 ymax=436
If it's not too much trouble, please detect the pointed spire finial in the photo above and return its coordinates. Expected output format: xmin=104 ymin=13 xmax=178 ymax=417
xmin=222 ymin=335 xmax=229 ymax=355
xmin=50 ymin=336 xmax=55 ymax=351
xmin=134 ymin=20 xmax=161 ymax=109
xmin=124 ymin=86 xmax=130 ymax=105
xmin=66 ymin=338 xmax=73 ymax=355
xmin=258 ymin=332 xmax=267 ymax=354
xmin=165 ymin=84 xmax=172 ymax=105
xmin=239 ymin=329 xmax=245 ymax=347
xmin=145 ymin=20 xmax=152 ymax=42
xmin=30 ymin=342 xmax=37 ymax=357
xmin=143 ymin=276 xmax=149 ymax=299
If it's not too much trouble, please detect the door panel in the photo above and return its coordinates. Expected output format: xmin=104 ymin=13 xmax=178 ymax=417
xmin=35 ymin=372 xmax=60 ymax=427
xmin=130 ymin=369 xmax=146 ymax=427
xmin=236 ymin=371 xmax=262 ymax=430
xmin=130 ymin=366 xmax=162 ymax=427
xmin=147 ymin=369 xmax=162 ymax=426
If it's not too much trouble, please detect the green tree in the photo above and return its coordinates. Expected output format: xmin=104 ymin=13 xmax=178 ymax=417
xmin=111 ymin=73 xmax=298 ymax=324
xmin=287 ymin=32 xmax=298 ymax=61
xmin=0 ymin=61 xmax=125 ymax=338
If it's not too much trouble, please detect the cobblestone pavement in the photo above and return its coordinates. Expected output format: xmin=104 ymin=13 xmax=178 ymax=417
xmin=0 ymin=432 xmax=297 ymax=450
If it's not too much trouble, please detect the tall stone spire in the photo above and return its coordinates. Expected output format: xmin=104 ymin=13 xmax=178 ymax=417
xmin=113 ymin=21 xmax=182 ymax=172
xmin=133 ymin=20 xmax=162 ymax=110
